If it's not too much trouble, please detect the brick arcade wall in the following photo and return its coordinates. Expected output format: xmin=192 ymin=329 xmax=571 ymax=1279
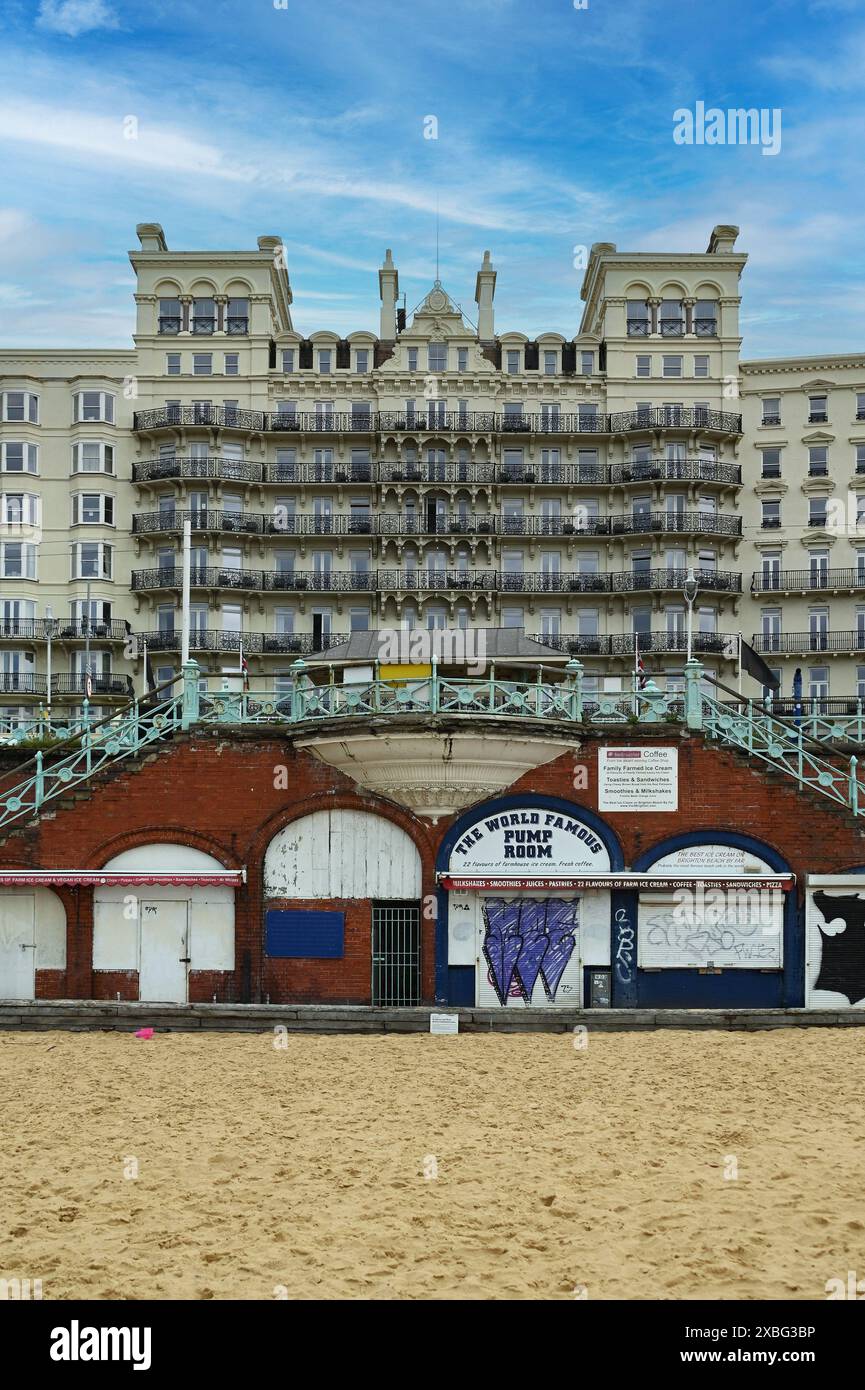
xmin=3 ymin=725 xmax=865 ymax=1003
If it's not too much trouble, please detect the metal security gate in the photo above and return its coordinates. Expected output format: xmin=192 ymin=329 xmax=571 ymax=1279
xmin=372 ymin=902 xmax=421 ymax=1006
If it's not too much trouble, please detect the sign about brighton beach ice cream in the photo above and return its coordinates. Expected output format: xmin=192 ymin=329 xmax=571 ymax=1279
xmin=598 ymin=747 xmax=678 ymax=812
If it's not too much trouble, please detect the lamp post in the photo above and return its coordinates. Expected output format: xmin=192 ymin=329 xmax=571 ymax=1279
xmin=683 ymin=566 xmax=699 ymax=664
xmin=44 ymin=605 xmax=58 ymax=733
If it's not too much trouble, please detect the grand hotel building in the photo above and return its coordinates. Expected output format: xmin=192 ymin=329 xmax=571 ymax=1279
xmin=1 ymin=220 xmax=864 ymax=727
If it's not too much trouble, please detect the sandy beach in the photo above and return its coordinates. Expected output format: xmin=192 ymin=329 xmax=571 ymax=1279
xmin=1 ymin=1028 xmax=863 ymax=1300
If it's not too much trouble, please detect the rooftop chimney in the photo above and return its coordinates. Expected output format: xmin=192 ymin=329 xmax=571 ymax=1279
xmin=707 ymin=225 xmax=740 ymax=254
xmin=475 ymin=250 xmax=497 ymax=341
xmin=379 ymin=249 xmax=399 ymax=340
xmin=136 ymin=223 xmax=167 ymax=252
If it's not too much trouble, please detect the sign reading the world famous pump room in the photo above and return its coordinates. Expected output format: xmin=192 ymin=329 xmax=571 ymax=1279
xmin=448 ymin=806 xmax=612 ymax=878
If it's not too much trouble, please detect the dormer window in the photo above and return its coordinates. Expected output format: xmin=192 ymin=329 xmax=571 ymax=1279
xmin=506 ymin=349 xmax=520 ymax=374
xmin=191 ymin=298 xmax=216 ymax=335
xmin=407 ymin=347 xmax=418 ymax=372
xmin=355 ymin=349 xmax=369 ymax=374
xmin=318 ymin=349 xmax=332 ymax=374
xmin=226 ymin=298 xmax=249 ymax=334
xmin=544 ymin=351 xmax=557 ymax=375
xmin=159 ymin=298 xmax=182 ymax=334
xmin=429 ymin=344 xmax=447 ymax=372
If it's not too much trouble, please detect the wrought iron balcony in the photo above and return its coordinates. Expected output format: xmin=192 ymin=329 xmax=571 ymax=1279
xmin=609 ymin=408 xmax=742 ymax=434
xmin=131 ymin=566 xmax=263 ymax=592
xmin=752 ymin=631 xmax=865 ymax=654
xmin=693 ymin=318 xmax=718 ymax=336
xmin=762 ymin=414 xmax=781 ymax=426
xmin=612 ymin=568 xmax=741 ymax=593
xmin=158 ymin=317 xmax=181 ymax=334
xmin=627 ymin=320 xmax=651 ymax=337
xmin=609 ymin=511 xmax=741 ymax=537
xmin=225 ymin=317 xmax=248 ymax=335
xmin=752 ymin=568 xmax=865 ymax=593
xmin=136 ymin=630 xmax=348 ymax=656
xmin=529 ymin=633 xmax=614 ymax=655
xmin=380 ymin=461 xmax=497 ymax=485
xmin=609 ymin=632 xmax=732 ymax=656
xmin=133 ymin=407 xmax=267 ymax=433
xmin=0 ymin=673 xmax=47 ymax=694
xmin=266 ymin=460 xmax=376 ymax=484
xmin=499 ymin=572 xmax=611 ymax=594
xmin=378 ymin=569 xmax=497 ymax=592
xmin=659 ymin=318 xmax=686 ymax=337
xmin=0 ymin=619 xmax=130 ymax=641
xmin=609 ymin=458 xmax=741 ymax=486
xmin=133 ymin=509 xmax=265 ymax=535
xmin=378 ymin=513 xmax=497 ymax=537
xmin=191 ymin=318 xmax=216 ymax=335
xmin=262 ymin=571 xmax=377 ymax=593
xmin=51 ymin=673 xmax=133 ymax=697
xmin=133 ymin=405 xmax=743 ymax=436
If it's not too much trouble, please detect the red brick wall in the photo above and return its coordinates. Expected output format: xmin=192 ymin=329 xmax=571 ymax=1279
xmin=35 ymin=969 xmax=68 ymax=999
xmin=4 ymin=725 xmax=865 ymax=1003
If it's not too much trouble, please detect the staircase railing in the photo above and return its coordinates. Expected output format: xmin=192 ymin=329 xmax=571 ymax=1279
xmin=0 ymin=676 xmax=183 ymax=833
xmin=699 ymin=674 xmax=864 ymax=816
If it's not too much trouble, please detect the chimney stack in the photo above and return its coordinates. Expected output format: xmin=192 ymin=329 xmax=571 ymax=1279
xmin=475 ymin=250 xmax=497 ymax=341
xmin=379 ymin=249 xmax=399 ymax=340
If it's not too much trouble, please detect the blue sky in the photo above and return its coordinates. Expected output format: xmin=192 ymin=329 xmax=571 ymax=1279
xmin=0 ymin=0 xmax=863 ymax=356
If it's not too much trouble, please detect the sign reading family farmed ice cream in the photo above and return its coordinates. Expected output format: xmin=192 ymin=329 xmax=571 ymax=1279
xmin=598 ymin=747 xmax=678 ymax=812
xmin=449 ymin=805 xmax=611 ymax=877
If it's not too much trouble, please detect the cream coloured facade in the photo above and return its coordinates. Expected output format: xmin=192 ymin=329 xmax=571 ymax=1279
xmin=0 ymin=220 xmax=862 ymax=730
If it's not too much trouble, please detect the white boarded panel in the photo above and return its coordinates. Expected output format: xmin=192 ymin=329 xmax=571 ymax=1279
xmin=191 ymin=900 xmax=235 ymax=971
xmin=264 ymin=810 xmax=421 ymax=900
xmin=93 ymin=898 xmax=137 ymax=970
xmin=33 ymin=887 xmax=66 ymax=969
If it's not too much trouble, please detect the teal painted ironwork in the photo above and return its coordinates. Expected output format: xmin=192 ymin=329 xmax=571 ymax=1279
xmin=0 ymin=690 xmax=182 ymax=833
xmin=3 ymin=655 xmax=865 ymax=833
xmin=701 ymin=693 xmax=865 ymax=816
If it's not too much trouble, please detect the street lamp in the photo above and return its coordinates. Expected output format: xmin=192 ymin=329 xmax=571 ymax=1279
xmin=683 ymin=566 xmax=699 ymax=664
xmin=44 ymin=605 xmax=58 ymax=732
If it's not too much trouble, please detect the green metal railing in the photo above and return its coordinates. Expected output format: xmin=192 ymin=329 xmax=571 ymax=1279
xmin=1 ymin=655 xmax=864 ymax=832
xmin=0 ymin=681 xmax=184 ymax=833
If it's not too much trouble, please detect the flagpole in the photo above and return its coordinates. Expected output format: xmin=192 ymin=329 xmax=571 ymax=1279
xmin=141 ymin=638 xmax=148 ymax=699
xmin=737 ymin=632 xmax=743 ymax=699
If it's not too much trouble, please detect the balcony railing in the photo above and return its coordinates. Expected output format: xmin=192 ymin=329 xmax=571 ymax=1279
xmin=261 ymin=571 xmax=377 ymax=593
xmin=0 ymin=673 xmax=47 ymax=694
xmin=659 ymin=318 xmax=686 ymax=337
xmin=752 ymin=568 xmax=865 ymax=593
xmin=627 ymin=321 xmax=651 ymax=337
xmin=379 ymin=461 xmax=497 ymax=484
xmin=133 ymin=455 xmax=264 ymax=483
xmin=378 ymin=570 xmax=497 ymax=592
xmin=693 ymin=318 xmax=718 ymax=336
xmin=131 ymin=566 xmax=263 ymax=592
xmin=133 ymin=509 xmax=265 ymax=535
xmin=130 ymin=508 xmax=740 ymax=548
xmin=612 ymin=568 xmax=741 ymax=593
xmin=608 ymin=458 xmax=741 ymax=486
xmin=266 ymin=460 xmax=377 ymax=484
xmin=753 ymin=631 xmax=865 ymax=655
xmin=0 ymin=619 xmax=130 ymax=641
xmin=609 ymin=511 xmax=741 ymax=537
xmin=133 ymin=406 xmax=743 ymax=436
xmin=136 ymin=630 xmax=348 ymax=656
xmin=225 ymin=317 xmax=249 ymax=335
xmin=528 ymin=633 xmax=734 ymax=657
xmin=609 ymin=408 xmax=741 ymax=433
xmin=158 ymin=317 xmax=181 ymax=335
xmin=51 ymin=673 xmax=133 ymax=697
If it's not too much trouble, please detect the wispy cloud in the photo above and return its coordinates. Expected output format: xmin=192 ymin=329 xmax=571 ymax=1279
xmin=36 ymin=0 xmax=118 ymax=38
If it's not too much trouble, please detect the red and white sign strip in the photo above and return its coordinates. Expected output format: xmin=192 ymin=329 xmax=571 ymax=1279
xmin=440 ymin=874 xmax=795 ymax=892
xmin=0 ymin=870 xmax=245 ymax=887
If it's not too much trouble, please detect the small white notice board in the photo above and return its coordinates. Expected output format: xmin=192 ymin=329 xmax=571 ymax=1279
xmin=430 ymin=1012 xmax=459 ymax=1034
xmin=598 ymin=747 xmax=678 ymax=812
